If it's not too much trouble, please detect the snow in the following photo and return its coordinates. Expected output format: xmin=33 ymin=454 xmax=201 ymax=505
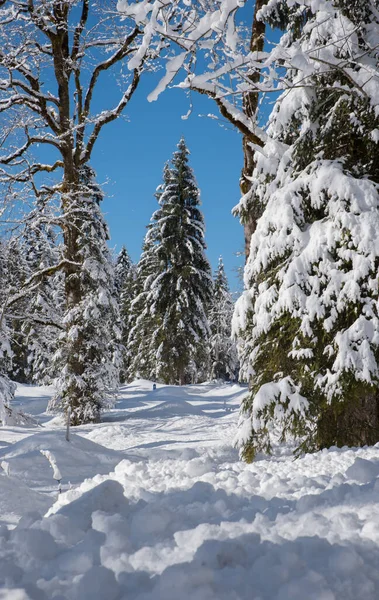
xmin=2 ymin=381 xmax=379 ymax=598
xmin=40 ymin=450 xmax=62 ymax=481
xmin=0 ymin=431 xmax=124 ymax=496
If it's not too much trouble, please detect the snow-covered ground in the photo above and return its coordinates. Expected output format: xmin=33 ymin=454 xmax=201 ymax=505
xmin=1 ymin=380 xmax=379 ymax=599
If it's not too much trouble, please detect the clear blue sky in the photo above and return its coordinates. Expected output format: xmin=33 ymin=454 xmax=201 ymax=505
xmin=91 ymin=70 xmax=245 ymax=293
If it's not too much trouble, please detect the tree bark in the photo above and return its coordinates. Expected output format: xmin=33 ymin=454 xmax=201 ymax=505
xmin=240 ymin=0 xmax=267 ymax=261
xmin=317 ymin=390 xmax=379 ymax=449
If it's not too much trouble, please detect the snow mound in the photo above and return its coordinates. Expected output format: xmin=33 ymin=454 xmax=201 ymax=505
xmin=72 ymin=566 xmax=119 ymax=600
xmin=49 ymin=480 xmax=128 ymax=530
xmin=0 ymin=431 xmax=124 ymax=492
xmin=3 ymin=443 xmax=379 ymax=600
xmin=131 ymin=399 xmax=204 ymax=418
xmin=0 ymin=591 xmax=30 ymax=600
xmin=345 ymin=457 xmax=379 ymax=483
xmin=1 ymin=405 xmax=39 ymax=427
xmin=0 ymin=472 xmax=51 ymax=526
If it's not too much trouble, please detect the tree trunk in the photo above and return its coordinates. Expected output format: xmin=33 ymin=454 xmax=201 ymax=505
xmin=241 ymin=0 xmax=267 ymax=262
xmin=317 ymin=390 xmax=379 ymax=449
xmin=52 ymin=17 xmax=94 ymax=424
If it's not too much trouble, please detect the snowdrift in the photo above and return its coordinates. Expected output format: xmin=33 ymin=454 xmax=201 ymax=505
xmin=2 ymin=381 xmax=379 ymax=599
xmin=0 ymin=431 xmax=125 ymax=493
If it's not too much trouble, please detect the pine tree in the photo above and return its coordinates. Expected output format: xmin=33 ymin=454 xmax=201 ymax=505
xmin=149 ymin=138 xmax=213 ymax=384
xmin=49 ymin=166 xmax=121 ymax=424
xmin=234 ymin=0 xmax=379 ymax=460
xmin=209 ymin=257 xmax=238 ymax=381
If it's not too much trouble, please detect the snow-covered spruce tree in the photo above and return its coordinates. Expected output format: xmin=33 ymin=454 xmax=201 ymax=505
xmin=49 ymin=167 xmax=121 ymax=424
xmin=114 ymin=246 xmax=136 ymax=382
xmin=149 ymin=140 xmax=213 ymax=385
xmin=119 ymin=270 xmax=137 ymax=382
xmin=24 ymin=269 xmax=64 ymax=385
xmin=115 ymin=246 xmax=132 ymax=297
xmin=3 ymin=238 xmax=31 ymax=383
xmin=209 ymin=257 xmax=238 ymax=381
xmin=233 ymin=0 xmax=379 ymax=460
xmin=0 ymin=243 xmax=15 ymax=424
xmin=0 ymin=244 xmax=18 ymax=425
xmin=21 ymin=211 xmax=64 ymax=384
xmin=127 ymin=226 xmax=162 ymax=382
xmin=0 ymin=349 xmax=17 ymax=426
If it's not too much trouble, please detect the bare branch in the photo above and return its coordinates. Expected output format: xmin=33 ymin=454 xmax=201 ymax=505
xmin=71 ymin=0 xmax=89 ymax=62
xmin=82 ymin=67 xmax=141 ymax=163
xmin=83 ymin=26 xmax=140 ymax=119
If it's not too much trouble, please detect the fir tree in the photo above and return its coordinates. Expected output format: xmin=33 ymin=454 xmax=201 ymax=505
xmin=149 ymin=138 xmax=213 ymax=384
xmin=234 ymin=0 xmax=379 ymax=460
xmin=49 ymin=166 xmax=121 ymax=424
xmin=209 ymin=257 xmax=238 ymax=381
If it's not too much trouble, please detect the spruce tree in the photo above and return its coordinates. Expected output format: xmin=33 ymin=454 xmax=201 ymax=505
xmin=22 ymin=213 xmax=64 ymax=384
xmin=234 ymin=0 xmax=379 ymax=460
xmin=149 ymin=138 xmax=213 ymax=384
xmin=114 ymin=246 xmax=136 ymax=382
xmin=127 ymin=226 xmax=162 ymax=381
xmin=0 ymin=242 xmax=17 ymax=424
xmin=209 ymin=257 xmax=238 ymax=381
xmin=4 ymin=238 xmax=31 ymax=382
xmin=115 ymin=246 xmax=132 ymax=296
xmin=49 ymin=166 xmax=121 ymax=424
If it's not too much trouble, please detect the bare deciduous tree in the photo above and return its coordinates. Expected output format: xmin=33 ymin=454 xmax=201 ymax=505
xmin=0 ymin=0 xmax=170 ymax=422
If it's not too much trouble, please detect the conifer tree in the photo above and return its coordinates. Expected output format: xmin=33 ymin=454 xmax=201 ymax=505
xmin=0 ymin=345 xmax=17 ymax=426
xmin=115 ymin=246 xmax=132 ymax=296
xmin=0 ymin=242 xmax=19 ymax=424
xmin=4 ymin=238 xmax=31 ymax=382
xmin=127 ymin=226 xmax=161 ymax=381
xmin=0 ymin=242 xmax=13 ymax=422
xmin=49 ymin=167 xmax=121 ymax=424
xmin=149 ymin=139 xmax=213 ymax=384
xmin=22 ymin=213 xmax=64 ymax=384
xmin=209 ymin=257 xmax=238 ymax=381
xmin=234 ymin=0 xmax=379 ymax=460
xmin=114 ymin=246 xmax=136 ymax=382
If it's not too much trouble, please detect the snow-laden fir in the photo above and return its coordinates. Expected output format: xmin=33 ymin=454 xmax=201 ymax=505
xmin=114 ymin=246 xmax=136 ymax=382
xmin=233 ymin=0 xmax=379 ymax=461
xmin=209 ymin=257 xmax=239 ymax=381
xmin=128 ymin=138 xmax=213 ymax=385
xmin=2 ymin=380 xmax=379 ymax=599
xmin=49 ymin=166 xmax=122 ymax=425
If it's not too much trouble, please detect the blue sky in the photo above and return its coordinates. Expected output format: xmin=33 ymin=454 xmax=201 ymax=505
xmin=90 ymin=70 xmax=245 ymax=292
